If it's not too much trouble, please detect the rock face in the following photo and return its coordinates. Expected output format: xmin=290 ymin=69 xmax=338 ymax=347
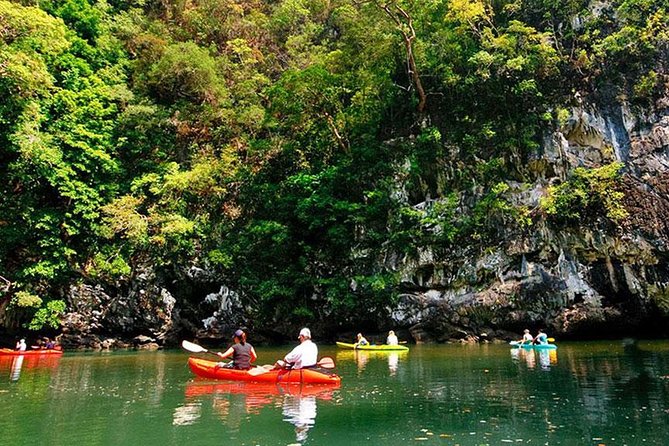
xmin=387 ymin=97 xmax=669 ymax=342
xmin=60 ymin=280 xmax=176 ymax=349
xmin=58 ymin=263 xmax=249 ymax=349
xmin=59 ymin=262 xmax=184 ymax=349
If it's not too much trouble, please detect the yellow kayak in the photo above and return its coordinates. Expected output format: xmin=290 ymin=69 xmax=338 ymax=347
xmin=336 ymin=341 xmax=409 ymax=351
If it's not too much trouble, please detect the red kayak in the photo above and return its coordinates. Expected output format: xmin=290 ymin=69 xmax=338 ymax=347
xmin=0 ymin=348 xmax=63 ymax=356
xmin=188 ymin=357 xmax=341 ymax=385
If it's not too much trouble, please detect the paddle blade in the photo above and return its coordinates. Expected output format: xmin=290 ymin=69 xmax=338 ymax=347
xmin=182 ymin=340 xmax=208 ymax=354
xmin=248 ymin=365 xmax=272 ymax=376
xmin=547 ymin=337 xmax=555 ymax=342
xmin=509 ymin=341 xmax=519 ymax=346
xmin=317 ymin=357 xmax=335 ymax=369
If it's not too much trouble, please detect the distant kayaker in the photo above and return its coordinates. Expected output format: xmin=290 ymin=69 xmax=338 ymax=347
xmin=275 ymin=328 xmax=318 ymax=370
xmin=519 ymin=329 xmax=533 ymax=345
xmin=354 ymin=333 xmax=369 ymax=347
xmin=44 ymin=338 xmax=55 ymax=349
xmin=15 ymin=339 xmax=26 ymax=351
xmin=386 ymin=330 xmax=398 ymax=346
xmin=533 ymin=329 xmax=549 ymax=345
xmin=217 ymin=329 xmax=257 ymax=370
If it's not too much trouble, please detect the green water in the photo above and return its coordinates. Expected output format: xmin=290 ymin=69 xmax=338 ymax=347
xmin=1 ymin=341 xmax=669 ymax=445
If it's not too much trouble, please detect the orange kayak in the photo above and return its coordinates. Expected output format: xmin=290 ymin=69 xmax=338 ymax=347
xmin=187 ymin=357 xmax=341 ymax=385
xmin=0 ymin=348 xmax=63 ymax=356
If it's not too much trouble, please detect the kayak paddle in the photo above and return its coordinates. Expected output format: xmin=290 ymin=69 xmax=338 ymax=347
xmin=247 ymin=365 xmax=275 ymax=376
xmin=317 ymin=357 xmax=335 ymax=369
xmin=247 ymin=356 xmax=337 ymax=376
xmin=181 ymin=340 xmax=222 ymax=358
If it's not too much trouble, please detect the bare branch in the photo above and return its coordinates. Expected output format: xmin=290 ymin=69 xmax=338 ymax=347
xmin=0 ymin=275 xmax=11 ymax=293
xmin=377 ymin=2 xmax=427 ymax=114
xmin=323 ymin=112 xmax=350 ymax=153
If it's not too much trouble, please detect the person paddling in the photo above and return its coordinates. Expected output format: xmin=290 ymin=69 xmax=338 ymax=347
xmin=533 ymin=329 xmax=549 ymax=345
xmin=216 ymin=329 xmax=257 ymax=370
xmin=518 ymin=329 xmax=533 ymax=345
xmin=275 ymin=328 xmax=318 ymax=370
xmin=354 ymin=333 xmax=369 ymax=347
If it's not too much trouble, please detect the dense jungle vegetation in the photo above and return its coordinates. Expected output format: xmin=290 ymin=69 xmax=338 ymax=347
xmin=1 ymin=0 xmax=667 ymax=333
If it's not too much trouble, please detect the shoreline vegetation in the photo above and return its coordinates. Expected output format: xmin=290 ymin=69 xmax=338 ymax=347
xmin=2 ymin=1 xmax=669 ymax=348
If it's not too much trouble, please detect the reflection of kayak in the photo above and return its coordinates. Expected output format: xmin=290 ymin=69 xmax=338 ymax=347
xmin=185 ymin=381 xmax=339 ymax=399
xmin=336 ymin=349 xmax=407 ymax=359
xmin=0 ymin=348 xmax=63 ymax=356
xmin=336 ymin=342 xmax=409 ymax=351
xmin=182 ymin=380 xmax=338 ymax=423
xmin=510 ymin=343 xmax=557 ymax=350
xmin=0 ymin=355 xmax=61 ymax=368
xmin=187 ymin=357 xmax=341 ymax=385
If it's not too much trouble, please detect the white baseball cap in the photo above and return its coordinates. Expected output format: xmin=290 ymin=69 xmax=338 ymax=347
xmin=298 ymin=328 xmax=311 ymax=339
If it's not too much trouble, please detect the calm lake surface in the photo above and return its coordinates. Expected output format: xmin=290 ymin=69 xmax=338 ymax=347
xmin=1 ymin=341 xmax=669 ymax=445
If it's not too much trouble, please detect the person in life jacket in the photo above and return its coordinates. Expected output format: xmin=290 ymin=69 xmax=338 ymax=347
xmin=217 ymin=329 xmax=258 ymax=370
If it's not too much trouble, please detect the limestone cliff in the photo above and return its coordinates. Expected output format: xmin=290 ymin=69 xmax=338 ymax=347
xmin=389 ymin=94 xmax=669 ymax=342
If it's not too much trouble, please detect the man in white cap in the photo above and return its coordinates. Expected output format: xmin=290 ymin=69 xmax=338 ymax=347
xmin=275 ymin=328 xmax=318 ymax=369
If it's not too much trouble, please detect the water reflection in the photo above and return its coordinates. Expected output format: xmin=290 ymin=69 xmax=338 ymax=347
xmin=282 ymin=394 xmax=317 ymax=443
xmin=356 ymin=351 xmax=369 ymax=373
xmin=388 ymin=353 xmax=399 ymax=376
xmin=510 ymin=347 xmax=535 ymax=368
xmin=336 ymin=349 xmax=407 ymax=376
xmin=538 ymin=349 xmax=558 ymax=369
xmin=0 ymin=354 xmax=61 ymax=382
xmin=10 ymin=356 xmax=23 ymax=381
xmin=510 ymin=347 xmax=558 ymax=370
xmin=179 ymin=380 xmax=338 ymax=441
xmin=172 ymin=402 xmax=201 ymax=426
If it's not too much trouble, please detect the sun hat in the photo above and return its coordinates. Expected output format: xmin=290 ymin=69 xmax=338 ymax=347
xmin=234 ymin=329 xmax=244 ymax=337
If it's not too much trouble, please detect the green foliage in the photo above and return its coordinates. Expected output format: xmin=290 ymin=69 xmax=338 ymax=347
xmin=584 ymin=0 xmax=669 ymax=100
xmin=541 ymin=162 xmax=628 ymax=223
xmin=28 ymin=299 xmax=66 ymax=330
xmin=1 ymin=0 xmax=129 ymax=329
xmin=0 ymin=0 xmax=654 ymax=332
xmin=145 ymin=42 xmax=227 ymax=105
xmin=390 ymin=193 xmax=460 ymax=252
xmin=8 ymin=290 xmax=64 ymax=330
xmin=633 ymin=70 xmax=659 ymax=101
xmin=11 ymin=291 xmax=43 ymax=309
xmin=207 ymin=249 xmax=233 ymax=268
xmin=100 ymin=195 xmax=148 ymax=242
xmin=53 ymin=0 xmax=103 ymax=41
xmin=87 ymin=252 xmax=132 ymax=281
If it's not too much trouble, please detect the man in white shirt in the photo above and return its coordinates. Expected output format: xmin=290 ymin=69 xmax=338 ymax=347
xmin=276 ymin=328 xmax=318 ymax=369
